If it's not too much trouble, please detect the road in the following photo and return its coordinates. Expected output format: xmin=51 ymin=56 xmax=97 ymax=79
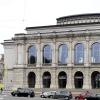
xmin=0 ymin=94 xmax=73 ymax=100
xmin=0 ymin=95 xmax=52 ymax=100
xmin=0 ymin=94 xmax=75 ymax=100
xmin=0 ymin=90 xmax=76 ymax=100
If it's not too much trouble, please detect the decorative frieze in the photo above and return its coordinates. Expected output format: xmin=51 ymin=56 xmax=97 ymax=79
xmin=57 ymin=13 xmax=100 ymax=25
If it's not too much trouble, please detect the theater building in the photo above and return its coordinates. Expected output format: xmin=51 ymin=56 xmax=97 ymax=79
xmin=2 ymin=13 xmax=100 ymax=90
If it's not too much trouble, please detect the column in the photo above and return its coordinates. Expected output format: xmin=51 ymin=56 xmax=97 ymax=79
xmin=66 ymin=69 xmax=72 ymax=89
xmin=17 ymin=43 xmax=26 ymax=65
xmin=52 ymin=39 xmax=56 ymax=67
xmin=83 ymin=69 xmax=90 ymax=89
xmin=71 ymin=41 xmax=74 ymax=66
xmin=36 ymin=39 xmax=41 ymax=67
xmin=50 ymin=69 xmax=58 ymax=88
xmin=23 ymin=44 xmax=27 ymax=65
xmin=67 ymin=41 xmax=73 ymax=66
xmin=84 ymin=37 xmax=90 ymax=67
xmin=71 ymin=71 xmax=75 ymax=89
xmin=35 ymin=69 xmax=41 ymax=88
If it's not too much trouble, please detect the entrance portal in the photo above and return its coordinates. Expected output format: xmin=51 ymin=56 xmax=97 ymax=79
xmin=91 ymin=71 xmax=100 ymax=88
xmin=74 ymin=71 xmax=83 ymax=89
xmin=28 ymin=72 xmax=36 ymax=88
xmin=58 ymin=71 xmax=67 ymax=88
xmin=42 ymin=72 xmax=51 ymax=88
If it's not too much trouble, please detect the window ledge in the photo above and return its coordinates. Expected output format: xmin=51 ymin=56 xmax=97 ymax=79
xmin=42 ymin=64 xmax=52 ymax=66
xmin=74 ymin=63 xmax=84 ymax=65
xmin=91 ymin=63 xmax=100 ymax=65
xmin=58 ymin=64 xmax=67 ymax=66
xmin=28 ymin=64 xmax=36 ymax=66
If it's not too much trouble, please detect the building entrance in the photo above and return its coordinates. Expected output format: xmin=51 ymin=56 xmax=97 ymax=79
xmin=28 ymin=72 xmax=36 ymax=88
xmin=74 ymin=71 xmax=83 ymax=89
xmin=91 ymin=71 xmax=100 ymax=88
xmin=58 ymin=71 xmax=67 ymax=88
xmin=43 ymin=72 xmax=51 ymax=88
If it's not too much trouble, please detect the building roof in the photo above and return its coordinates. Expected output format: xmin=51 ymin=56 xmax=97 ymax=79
xmin=56 ymin=13 xmax=100 ymax=20
xmin=26 ymin=13 xmax=100 ymax=30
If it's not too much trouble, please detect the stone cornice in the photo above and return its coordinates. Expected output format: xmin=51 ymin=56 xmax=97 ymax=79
xmin=13 ymin=28 xmax=100 ymax=40
xmin=57 ymin=13 xmax=100 ymax=25
xmin=2 ymin=27 xmax=100 ymax=45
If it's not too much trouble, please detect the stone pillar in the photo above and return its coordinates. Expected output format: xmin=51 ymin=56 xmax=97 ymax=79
xmin=40 ymin=43 xmax=43 ymax=67
xmin=17 ymin=42 xmax=27 ymax=65
xmin=23 ymin=68 xmax=28 ymax=88
xmin=71 ymin=71 xmax=75 ymax=89
xmin=71 ymin=41 xmax=74 ymax=66
xmin=67 ymin=41 xmax=73 ymax=66
xmin=83 ymin=69 xmax=90 ymax=89
xmin=17 ymin=43 xmax=24 ymax=65
xmin=88 ymin=74 xmax=92 ymax=89
xmin=66 ymin=69 xmax=72 ymax=89
xmin=52 ymin=39 xmax=56 ymax=67
xmin=35 ymin=69 xmax=41 ymax=88
xmin=50 ymin=69 xmax=58 ymax=88
xmin=36 ymin=39 xmax=41 ymax=67
xmin=84 ymin=37 xmax=90 ymax=67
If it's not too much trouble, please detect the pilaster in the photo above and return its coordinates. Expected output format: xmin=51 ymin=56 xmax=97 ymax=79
xmin=50 ymin=69 xmax=58 ymax=88
xmin=36 ymin=39 xmax=41 ymax=67
xmin=67 ymin=40 xmax=73 ymax=67
xmin=83 ymin=69 xmax=90 ymax=89
xmin=84 ymin=37 xmax=90 ymax=67
xmin=66 ymin=70 xmax=72 ymax=89
xmin=52 ymin=39 xmax=56 ymax=67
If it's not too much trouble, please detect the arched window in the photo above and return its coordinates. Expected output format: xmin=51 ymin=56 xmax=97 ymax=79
xmin=74 ymin=43 xmax=84 ymax=64
xmin=43 ymin=45 xmax=52 ymax=64
xmin=28 ymin=46 xmax=37 ymax=64
xmin=91 ymin=42 xmax=100 ymax=63
xmin=58 ymin=44 xmax=68 ymax=64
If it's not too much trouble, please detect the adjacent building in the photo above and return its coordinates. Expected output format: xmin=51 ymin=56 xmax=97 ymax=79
xmin=2 ymin=13 xmax=100 ymax=90
xmin=0 ymin=54 xmax=4 ymax=84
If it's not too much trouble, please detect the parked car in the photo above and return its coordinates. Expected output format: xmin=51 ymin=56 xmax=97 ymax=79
xmin=40 ymin=91 xmax=56 ymax=98
xmin=85 ymin=93 xmax=100 ymax=100
xmin=11 ymin=88 xmax=35 ymax=97
xmin=40 ymin=90 xmax=72 ymax=99
xmin=75 ymin=91 xmax=92 ymax=100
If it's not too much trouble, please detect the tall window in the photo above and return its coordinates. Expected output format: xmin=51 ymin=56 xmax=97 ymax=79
xmin=43 ymin=45 xmax=52 ymax=64
xmin=28 ymin=46 xmax=37 ymax=64
xmin=58 ymin=44 xmax=68 ymax=64
xmin=91 ymin=42 xmax=100 ymax=63
xmin=74 ymin=43 xmax=84 ymax=64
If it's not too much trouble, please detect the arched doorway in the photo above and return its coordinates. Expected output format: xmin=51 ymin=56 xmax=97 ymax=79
xmin=58 ymin=71 xmax=67 ymax=88
xmin=28 ymin=72 xmax=36 ymax=88
xmin=74 ymin=71 xmax=83 ymax=89
xmin=42 ymin=72 xmax=51 ymax=88
xmin=91 ymin=71 xmax=100 ymax=88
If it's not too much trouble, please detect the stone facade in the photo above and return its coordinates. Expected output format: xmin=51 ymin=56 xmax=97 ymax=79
xmin=2 ymin=13 xmax=100 ymax=90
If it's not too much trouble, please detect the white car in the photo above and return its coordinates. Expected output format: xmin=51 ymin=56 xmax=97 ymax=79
xmin=40 ymin=90 xmax=72 ymax=99
xmin=40 ymin=91 xmax=56 ymax=98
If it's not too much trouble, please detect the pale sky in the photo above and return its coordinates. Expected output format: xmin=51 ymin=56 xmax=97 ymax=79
xmin=0 ymin=0 xmax=100 ymax=54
